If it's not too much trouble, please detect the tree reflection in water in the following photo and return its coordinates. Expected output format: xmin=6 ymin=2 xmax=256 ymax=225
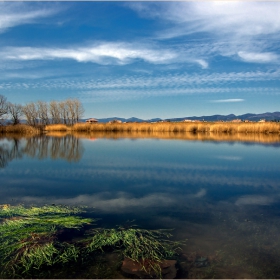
xmin=0 ymin=138 xmax=23 ymax=168
xmin=0 ymin=135 xmax=84 ymax=168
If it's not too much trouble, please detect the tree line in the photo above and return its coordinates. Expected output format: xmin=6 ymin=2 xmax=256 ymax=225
xmin=0 ymin=94 xmax=84 ymax=126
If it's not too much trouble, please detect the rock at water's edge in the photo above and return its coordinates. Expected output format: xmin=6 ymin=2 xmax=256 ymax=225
xmin=121 ymin=258 xmax=177 ymax=279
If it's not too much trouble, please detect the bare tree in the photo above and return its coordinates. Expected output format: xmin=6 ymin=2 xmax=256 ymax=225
xmin=0 ymin=95 xmax=8 ymax=124
xmin=65 ymin=99 xmax=75 ymax=125
xmin=49 ymin=101 xmax=61 ymax=124
xmin=59 ymin=101 xmax=69 ymax=124
xmin=22 ymin=102 xmax=38 ymax=126
xmin=8 ymin=103 xmax=23 ymax=125
xmin=37 ymin=101 xmax=49 ymax=125
xmin=73 ymin=99 xmax=84 ymax=123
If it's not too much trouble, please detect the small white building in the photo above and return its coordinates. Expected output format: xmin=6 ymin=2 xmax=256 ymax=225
xmin=86 ymin=118 xmax=98 ymax=123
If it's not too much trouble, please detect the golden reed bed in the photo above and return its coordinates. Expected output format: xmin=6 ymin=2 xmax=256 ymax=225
xmin=0 ymin=124 xmax=40 ymax=134
xmin=45 ymin=121 xmax=280 ymax=134
xmin=2 ymin=122 xmax=280 ymax=143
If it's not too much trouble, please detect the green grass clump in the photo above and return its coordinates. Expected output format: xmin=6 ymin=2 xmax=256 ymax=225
xmin=0 ymin=204 xmax=83 ymax=217
xmin=86 ymin=227 xmax=182 ymax=277
xmin=87 ymin=227 xmax=179 ymax=261
xmin=0 ymin=204 xmax=92 ymax=277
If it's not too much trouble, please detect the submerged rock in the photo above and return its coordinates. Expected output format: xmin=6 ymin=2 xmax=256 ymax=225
xmin=194 ymin=256 xmax=208 ymax=268
xmin=121 ymin=258 xmax=177 ymax=279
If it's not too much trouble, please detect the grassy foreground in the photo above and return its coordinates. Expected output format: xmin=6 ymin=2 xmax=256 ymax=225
xmin=45 ymin=121 xmax=280 ymax=134
xmin=0 ymin=204 xmax=181 ymax=278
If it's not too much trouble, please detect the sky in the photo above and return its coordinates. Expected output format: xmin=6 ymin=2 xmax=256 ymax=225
xmin=1 ymin=1 xmax=280 ymax=119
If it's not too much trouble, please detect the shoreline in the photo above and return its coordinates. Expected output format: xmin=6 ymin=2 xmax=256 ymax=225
xmin=1 ymin=122 xmax=280 ymax=144
xmin=1 ymin=121 xmax=280 ymax=134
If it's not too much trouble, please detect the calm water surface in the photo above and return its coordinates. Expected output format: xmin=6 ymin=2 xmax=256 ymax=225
xmin=1 ymin=133 xmax=280 ymax=278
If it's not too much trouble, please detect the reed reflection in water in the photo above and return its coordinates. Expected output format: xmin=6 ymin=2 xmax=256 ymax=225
xmin=0 ymin=134 xmax=84 ymax=168
xmin=46 ymin=130 xmax=280 ymax=145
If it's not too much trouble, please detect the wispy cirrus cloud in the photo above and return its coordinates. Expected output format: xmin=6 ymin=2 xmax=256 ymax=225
xmin=0 ymin=43 xmax=208 ymax=68
xmin=128 ymin=2 xmax=280 ymax=65
xmin=78 ymin=89 xmax=276 ymax=102
xmin=2 ymin=69 xmax=280 ymax=87
xmin=216 ymin=156 xmax=243 ymax=161
xmin=0 ymin=44 xmax=175 ymax=65
xmin=130 ymin=2 xmax=280 ymax=40
xmin=0 ymin=2 xmax=60 ymax=33
xmin=195 ymin=59 xmax=208 ymax=69
xmin=211 ymin=99 xmax=244 ymax=103
xmin=238 ymin=51 xmax=279 ymax=64
xmin=1 ymin=70 xmax=280 ymax=102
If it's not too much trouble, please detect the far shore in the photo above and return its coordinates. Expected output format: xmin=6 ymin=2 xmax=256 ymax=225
xmin=1 ymin=121 xmax=280 ymax=135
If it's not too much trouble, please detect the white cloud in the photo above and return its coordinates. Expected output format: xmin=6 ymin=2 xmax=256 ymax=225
xmin=129 ymin=2 xmax=280 ymax=64
xmin=134 ymin=2 xmax=280 ymax=39
xmin=211 ymin=99 xmax=244 ymax=103
xmin=195 ymin=59 xmax=208 ymax=69
xmin=0 ymin=2 xmax=59 ymax=33
xmin=238 ymin=51 xmax=279 ymax=64
xmin=0 ymin=43 xmax=211 ymax=69
xmin=1 ymin=69 xmax=280 ymax=101
xmin=216 ymin=156 xmax=242 ymax=161
xmin=2 ymin=70 xmax=280 ymax=89
xmin=0 ymin=44 xmax=178 ymax=65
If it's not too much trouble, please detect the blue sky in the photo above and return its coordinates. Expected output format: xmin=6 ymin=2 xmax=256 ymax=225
xmin=1 ymin=1 xmax=280 ymax=119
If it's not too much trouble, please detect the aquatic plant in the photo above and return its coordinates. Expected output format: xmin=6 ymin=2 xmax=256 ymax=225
xmin=0 ymin=204 xmax=83 ymax=217
xmin=86 ymin=227 xmax=182 ymax=277
xmin=0 ymin=204 xmax=92 ymax=277
xmin=87 ymin=227 xmax=179 ymax=260
xmin=0 ymin=204 xmax=181 ymax=278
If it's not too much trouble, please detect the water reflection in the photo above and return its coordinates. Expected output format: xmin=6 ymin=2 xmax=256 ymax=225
xmin=1 ymin=132 xmax=280 ymax=278
xmin=0 ymin=135 xmax=84 ymax=167
xmin=0 ymin=138 xmax=23 ymax=168
xmin=46 ymin=130 xmax=280 ymax=145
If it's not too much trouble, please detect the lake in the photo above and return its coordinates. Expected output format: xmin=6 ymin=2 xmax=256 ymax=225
xmin=1 ymin=132 xmax=280 ymax=278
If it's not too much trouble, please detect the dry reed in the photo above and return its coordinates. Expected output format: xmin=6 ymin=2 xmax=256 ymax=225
xmin=0 ymin=124 xmax=40 ymax=134
xmin=67 ymin=121 xmax=280 ymax=134
xmin=2 ymin=122 xmax=280 ymax=138
xmin=45 ymin=124 xmax=69 ymax=131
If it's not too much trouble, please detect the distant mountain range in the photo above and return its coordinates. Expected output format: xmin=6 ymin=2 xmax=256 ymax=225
xmin=14 ymin=112 xmax=280 ymax=125
xmin=85 ymin=112 xmax=280 ymax=123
